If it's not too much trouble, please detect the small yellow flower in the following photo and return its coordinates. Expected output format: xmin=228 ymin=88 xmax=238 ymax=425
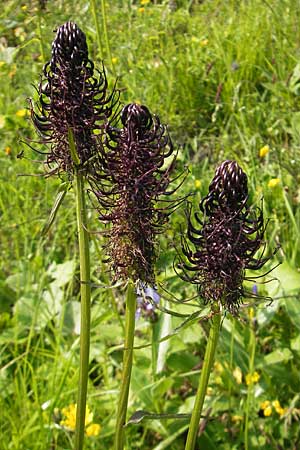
xmin=245 ymin=371 xmax=260 ymax=385
xmin=21 ymin=4 xmax=27 ymax=10
xmin=260 ymin=400 xmax=271 ymax=410
xmin=233 ymin=367 xmax=242 ymax=384
xmin=111 ymin=57 xmax=118 ymax=65
xmin=16 ymin=109 xmax=27 ymax=118
xmin=61 ymin=403 xmax=77 ymax=430
xmin=267 ymin=178 xmax=280 ymax=188
xmin=232 ymin=415 xmax=243 ymax=423
xmin=140 ymin=0 xmax=150 ymax=4
xmin=252 ymin=372 xmax=260 ymax=383
xmin=264 ymin=405 xmax=272 ymax=417
xmin=194 ymin=179 xmax=201 ymax=189
xmin=5 ymin=146 xmax=11 ymax=155
xmin=214 ymin=361 xmax=224 ymax=373
xmin=206 ymin=387 xmax=213 ymax=396
xmin=138 ymin=7 xmax=145 ymax=13
xmin=259 ymin=145 xmax=270 ymax=158
xmin=60 ymin=404 xmax=94 ymax=431
xmin=85 ymin=423 xmax=101 ymax=437
xmin=200 ymin=39 xmax=209 ymax=47
xmin=272 ymin=400 xmax=287 ymax=416
xmin=272 ymin=400 xmax=281 ymax=410
xmin=277 ymin=407 xmax=287 ymax=416
xmin=191 ymin=36 xmax=198 ymax=43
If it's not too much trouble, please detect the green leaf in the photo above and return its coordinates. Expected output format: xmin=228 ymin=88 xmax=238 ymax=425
xmin=47 ymin=260 xmax=76 ymax=287
xmin=41 ymin=183 xmax=68 ymax=236
xmin=267 ymin=262 xmax=300 ymax=330
xmin=261 ymin=348 xmax=293 ymax=366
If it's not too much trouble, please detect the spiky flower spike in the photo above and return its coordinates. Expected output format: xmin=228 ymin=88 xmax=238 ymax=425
xmin=94 ymin=103 xmax=177 ymax=284
xmin=180 ymin=160 xmax=269 ymax=314
xmin=30 ymin=21 xmax=115 ymax=175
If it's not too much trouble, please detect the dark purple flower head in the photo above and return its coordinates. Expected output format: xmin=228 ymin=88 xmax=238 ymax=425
xmin=30 ymin=21 xmax=116 ymax=175
xmin=179 ymin=160 xmax=270 ymax=314
xmin=93 ymin=103 xmax=178 ymax=284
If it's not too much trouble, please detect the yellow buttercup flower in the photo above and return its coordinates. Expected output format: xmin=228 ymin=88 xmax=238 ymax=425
xmin=268 ymin=178 xmax=280 ymax=188
xmin=111 ymin=57 xmax=118 ymax=65
xmin=259 ymin=145 xmax=270 ymax=158
xmin=85 ymin=423 xmax=101 ymax=437
xmin=5 ymin=146 xmax=11 ymax=155
xmin=138 ymin=7 xmax=145 ymax=13
xmin=140 ymin=0 xmax=150 ymax=4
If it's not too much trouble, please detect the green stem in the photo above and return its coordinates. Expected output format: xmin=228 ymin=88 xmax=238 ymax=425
xmin=90 ymin=0 xmax=104 ymax=60
xmin=74 ymin=169 xmax=91 ymax=450
xmin=100 ymin=0 xmax=115 ymax=72
xmin=114 ymin=281 xmax=136 ymax=450
xmin=184 ymin=311 xmax=221 ymax=450
xmin=36 ymin=11 xmax=46 ymax=64
xmin=244 ymin=316 xmax=256 ymax=450
xmin=67 ymin=130 xmax=91 ymax=450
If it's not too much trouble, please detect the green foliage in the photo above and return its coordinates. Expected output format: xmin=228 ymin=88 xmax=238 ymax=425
xmin=1 ymin=0 xmax=300 ymax=449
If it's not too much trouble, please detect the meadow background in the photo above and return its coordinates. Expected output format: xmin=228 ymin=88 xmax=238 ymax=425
xmin=1 ymin=0 xmax=300 ymax=448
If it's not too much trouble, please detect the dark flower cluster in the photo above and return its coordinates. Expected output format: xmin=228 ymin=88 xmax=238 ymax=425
xmin=30 ymin=21 xmax=116 ymax=176
xmin=93 ymin=103 xmax=177 ymax=284
xmin=179 ymin=160 xmax=269 ymax=314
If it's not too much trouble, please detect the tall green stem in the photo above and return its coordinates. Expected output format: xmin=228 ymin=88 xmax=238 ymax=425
xmin=74 ymin=169 xmax=91 ymax=450
xmin=90 ymin=0 xmax=104 ymax=60
xmin=68 ymin=130 xmax=91 ymax=450
xmin=114 ymin=282 xmax=136 ymax=450
xmin=100 ymin=0 xmax=114 ymax=72
xmin=244 ymin=312 xmax=256 ymax=450
xmin=184 ymin=311 xmax=221 ymax=450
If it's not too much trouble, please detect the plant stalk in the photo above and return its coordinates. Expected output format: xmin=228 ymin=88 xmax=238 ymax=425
xmin=68 ymin=130 xmax=91 ymax=450
xmin=244 ymin=311 xmax=256 ymax=450
xmin=90 ymin=0 xmax=104 ymax=60
xmin=114 ymin=281 xmax=136 ymax=450
xmin=184 ymin=311 xmax=221 ymax=450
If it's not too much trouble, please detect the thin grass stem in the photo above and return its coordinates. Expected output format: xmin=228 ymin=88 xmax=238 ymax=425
xmin=114 ymin=281 xmax=136 ymax=450
xmin=184 ymin=310 xmax=221 ymax=450
xmin=244 ymin=311 xmax=256 ymax=450
xmin=100 ymin=0 xmax=115 ymax=73
xmin=90 ymin=0 xmax=104 ymax=60
xmin=68 ymin=130 xmax=91 ymax=450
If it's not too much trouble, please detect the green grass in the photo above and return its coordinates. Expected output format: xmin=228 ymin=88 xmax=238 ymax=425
xmin=1 ymin=0 xmax=300 ymax=449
